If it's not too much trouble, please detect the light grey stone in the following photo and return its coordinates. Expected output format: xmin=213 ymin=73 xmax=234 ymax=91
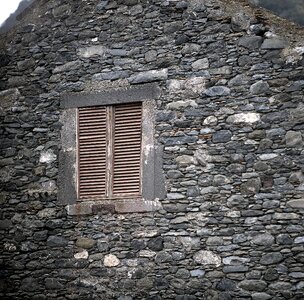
xmin=250 ymin=81 xmax=269 ymax=94
xmin=176 ymin=155 xmax=197 ymax=166
xmin=193 ymin=250 xmax=221 ymax=266
xmin=104 ymin=254 xmax=120 ymax=267
xmin=167 ymin=193 xmax=185 ymax=200
xmin=285 ymin=131 xmax=302 ymax=148
xmin=228 ymin=74 xmax=250 ymax=86
xmin=128 ymin=69 xmax=168 ymax=84
xmin=273 ymin=213 xmax=300 ymax=220
xmin=251 ymin=234 xmax=274 ymax=246
xmin=261 ymin=38 xmax=289 ymax=49
xmin=205 ymin=86 xmax=231 ymax=96
xmin=167 ymin=100 xmax=198 ymax=110
xmin=294 ymin=237 xmax=304 ymax=244
xmin=78 ymin=46 xmax=106 ymax=58
xmin=226 ymin=113 xmax=260 ymax=124
xmin=238 ymin=36 xmax=263 ymax=49
xmin=223 ymin=256 xmax=250 ymax=265
xmin=239 ymin=280 xmax=267 ymax=292
xmin=287 ymin=199 xmax=304 ymax=209
xmin=191 ymin=58 xmax=209 ymax=70
xmin=252 ymin=292 xmax=272 ymax=300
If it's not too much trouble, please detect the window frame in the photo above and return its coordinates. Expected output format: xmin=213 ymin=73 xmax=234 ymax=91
xmin=58 ymin=84 xmax=165 ymax=214
xmin=77 ymin=102 xmax=143 ymax=201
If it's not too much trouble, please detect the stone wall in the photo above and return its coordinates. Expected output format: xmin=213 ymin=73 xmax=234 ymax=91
xmin=0 ymin=0 xmax=304 ymax=299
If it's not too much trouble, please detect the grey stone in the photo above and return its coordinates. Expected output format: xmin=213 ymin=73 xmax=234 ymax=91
xmin=217 ymin=278 xmax=236 ymax=291
xmin=222 ymin=256 xmax=250 ymax=265
xmin=252 ymin=293 xmax=272 ymax=300
xmin=228 ymin=74 xmax=249 ymax=86
xmin=238 ymin=36 xmax=263 ymax=49
xmin=227 ymin=195 xmax=248 ymax=209
xmin=223 ymin=266 xmax=248 ymax=273
xmin=155 ymin=251 xmax=172 ymax=263
xmin=47 ymin=236 xmax=68 ymax=247
xmin=76 ymin=237 xmax=96 ymax=249
xmin=190 ymin=269 xmax=205 ymax=277
xmin=128 ymin=69 xmax=168 ymax=84
xmin=167 ymin=170 xmax=183 ymax=179
xmin=167 ymin=193 xmax=185 ymax=200
xmin=269 ymin=282 xmax=292 ymax=290
xmin=212 ymin=130 xmax=232 ymax=143
xmin=193 ymin=250 xmax=221 ymax=266
xmin=251 ymin=234 xmax=274 ymax=246
xmin=289 ymin=171 xmax=304 ymax=185
xmin=147 ymin=237 xmax=164 ymax=251
xmin=250 ymin=81 xmax=269 ymax=94
xmin=294 ymin=237 xmax=304 ymax=244
xmin=273 ymin=213 xmax=299 ymax=220
xmin=96 ymin=1 xmax=109 ymax=11
xmin=53 ymin=61 xmax=81 ymax=74
xmin=78 ymin=46 xmax=106 ymax=58
xmin=238 ymin=280 xmax=267 ymax=292
xmin=161 ymin=136 xmax=198 ymax=145
xmin=191 ymin=58 xmax=209 ymax=70
xmin=287 ymin=199 xmax=304 ymax=209
xmin=205 ymin=86 xmax=231 ymax=97
xmin=260 ymin=252 xmax=283 ymax=265
xmin=286 ymin=131 xmax=303 ymax=148
xmin=92 ymin=71 xmax=129 ymax=81
xmin=261 ymin=38 xmax=289 ymax=49
xmin=45 ymin=278 xmax=63 ymax=290
xmin=227 ymin=164 xmax=245 ymax=174
xmin=226 ymin=113 xmax=260 ymax=124
xmin=241 ymin=178 xmax=261 ymax=194
xmin=264 ymin=268 xmax=279 ymax=281
xmin=276 ymin=234 xmax=292 ymax=245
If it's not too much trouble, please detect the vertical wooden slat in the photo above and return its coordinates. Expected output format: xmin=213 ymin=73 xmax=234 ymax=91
xmin=113 ymin=103 xmax=142 ymax=196
xmin=78 ymin=106 xmax=107 ymax=199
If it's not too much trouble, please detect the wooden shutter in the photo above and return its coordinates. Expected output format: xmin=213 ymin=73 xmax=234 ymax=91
xmin=78 ymin=106 xmax=107 ymax=199
xmin=113 ymin=103 xmax=142 ymax=197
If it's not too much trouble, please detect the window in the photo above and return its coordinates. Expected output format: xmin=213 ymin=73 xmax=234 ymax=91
xmin=78 ymin=103 xmax=142 ymax=200
xmin=58 ymin=84 xmax=165 ymax=214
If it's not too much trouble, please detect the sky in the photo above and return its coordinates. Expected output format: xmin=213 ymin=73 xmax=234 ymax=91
xmin=0 ymin=0 xmax=22 ymax=25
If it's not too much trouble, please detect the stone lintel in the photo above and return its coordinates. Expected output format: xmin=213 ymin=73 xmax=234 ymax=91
xmin=61 ymin=83 xmax=161 ymax=108
xmin=66 ymin=199 xmax=162 ymax=215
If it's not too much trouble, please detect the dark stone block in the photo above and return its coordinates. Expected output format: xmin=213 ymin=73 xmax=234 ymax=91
xmin=216 ymin=278 xmax=236 ymax=291
xmin=212 ymin=130 xmax=232 ymax=143
xmin=147 ymin=237 xmax=164 ymax=251
xmin=47 ymin=236 xmax=68 ymax=247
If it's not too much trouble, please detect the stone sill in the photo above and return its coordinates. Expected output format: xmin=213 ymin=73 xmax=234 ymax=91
xmin=66 ymin=199 xmax=162 ymax=215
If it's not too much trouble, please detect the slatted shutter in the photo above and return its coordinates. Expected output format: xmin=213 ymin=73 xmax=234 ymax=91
xmin=77 ymin=103 xmax=142 ymax=200
xmin=113 ymin=103 xmax=142 ymax=196
xmin=78 ymin=107 xmax=107 ymax=199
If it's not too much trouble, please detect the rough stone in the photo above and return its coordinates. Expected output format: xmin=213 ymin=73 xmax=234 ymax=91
xmin=104 ymin=254 xmax=120 ymax=267
xmin=193 ymin=251 xmax=221 ymax=266
xmin=226 ymin=113 xmax=260 ymax=124
xmin=260 ymin=252 xmax=283 ymax=265
xmin=76 ymin=237 xmax=96 ymax=249
xmin=212 ymin=130 xmax=232 ymax=143
xmin=251 ymin=234 xmax=274 ymax=246
xmin=250 ymin=81 xmax=269 ymax=94
xmin=261 ymin=38 xmax=289 ymax=49
xmin=128 ymin=69 xmax=168 ymax=84
xmin=285 ymin=131 xmax=303 ymax=148
xmin=238 ymin=36 xmax=263 ymax=49
xmin=205 ymin=86 xmax=231 ymax=97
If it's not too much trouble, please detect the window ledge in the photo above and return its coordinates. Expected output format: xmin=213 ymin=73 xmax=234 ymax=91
xmin=66 ymin=199 xmax=162 ymax=215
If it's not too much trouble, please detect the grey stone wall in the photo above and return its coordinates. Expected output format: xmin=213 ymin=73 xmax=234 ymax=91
xmin=0 ymin=0 xmax=304 ymax=299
